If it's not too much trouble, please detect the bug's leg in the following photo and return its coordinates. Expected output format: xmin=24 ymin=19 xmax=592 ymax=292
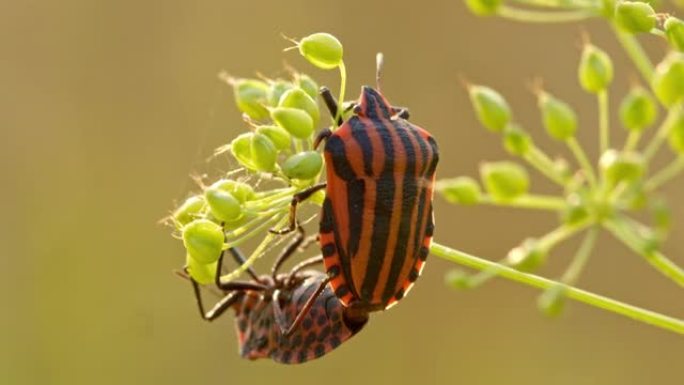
xmin=268 ymin=183 xmax=327 ymax=235
xmin=285 ymin=255 xmax=324 ymax=285
xmin=320 ymin=86 xmax=343 ymax=126
xmin=271 ymin=226 xmax=305 ymax=279
xmin=227 ymin=247 xmax=260 ymax=282
xmin=273 ymin=276 xmax=331 ymax=337
xmin=214 ymin=248 xmax=268 ymax=291
xmin=391 ymin=106 xmax=410 ymax=119
xmin=313 ymin=128 xmax=332 ymax=149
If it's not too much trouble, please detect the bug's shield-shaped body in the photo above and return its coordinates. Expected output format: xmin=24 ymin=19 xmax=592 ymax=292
xmin=320 ymin=86 xmax=439 ymax=311
xmin=233 ymin=273 xmax=367 ymax=364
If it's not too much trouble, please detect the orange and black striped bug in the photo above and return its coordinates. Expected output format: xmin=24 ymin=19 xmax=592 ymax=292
xmin=272 ymin=54 xmax=439 ymax=315
xmin=178 ymin=235 xmax=368 ymax=364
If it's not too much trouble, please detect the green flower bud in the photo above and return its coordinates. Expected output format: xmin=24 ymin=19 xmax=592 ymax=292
xmin=651 ymin=198 xmax=671 ymax=234
xmin=653 ymin=52 xmax=684 ymax=106
xmin=667 ymin=110 xmax=684 ymax=153
xmin=230 ymin=132 xmax=256 ymax=170
xmin=250 ymin=133 xmax=278 ymax=172
xmin=561 ymin=195 xmax=590 ymax=225
xmin=601 ymin=0 xmax=616 ymax=17
xmin=282 ymin=151 xmax=323 ymax=180
xmin=538 ymin=92 xmax=578 ymax=141
xmin=599 ymin=149 xmax=645 ymax=185
xmin=271 ymin=107 xmax=315 ymax=139
xmin=578 ymin=44 xmax=614 ymax=93
xmin=464 ymin=0 xmax=503 ymax=16
xmin=468 ymin=85 xmax=512 ymax=132
xmin=173 ymin=195 xmax=206 ymax=227
xmin=506 ymin=238 xmax=546 ymax=271
xmin=205 ymin=183 xmax=242 ymax=222
xmin=186 ymin=254 xmax=218 ymax=285
xmin=278 ymin=88 xmax=320 ymax=124
xmin=256 ymin=125 xmax=292 ymax=151
xmin=615 ymin=1 xmax=656 ymax=34
xmin=268 ymin=80 xmax=294 ymax=107
xmin=437 ymin=177 xmax=482 ymax=205
xmin=619 ymin=86 xmax=657 ymax=132
xmin=232 ymin=79 xmax=269 ymax=120
xmin=182 ymin=219 xmax=224 ymax=264
xmin=295 ymin=74 xmax=319 ymax=101
xmin=538 ymin=284 xmax=567 ymax=317
xmin=665 ymin=17 xmax=684 ymax=52
xmin=209 ymin=179 xmax=255 ymax=203
xmin=480 ymin=161 xmax=530 ymax=201
xmin=297 ymin=33 xmax=343 ymax=70
xmin=503 ymin=125 xmax=532 ymax=156
xmin=444 ymin=269 xmax=472 ymax=290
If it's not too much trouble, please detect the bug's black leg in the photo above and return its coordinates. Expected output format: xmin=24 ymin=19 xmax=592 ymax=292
xmin=320 ymin=86 xmax=343 ymax=126
xmin=285 ymin=255 xmax=324 ymax=285
xmin=273 ymin=276 xmax=331 ymax=337
xmin=271 ymin=226 xmax=305 ymax=279
xmin=269 ymin=183 xmax=327 ymax=235
xmin=227 ymin=247 xmax=260 ymax=282
xmin=189 ymin=275 xmax=242 ymax=321
xmin=391 ymin=106 xmax=410 ymax=119
xmin=313 ymin=128 xmax=332 ymax=149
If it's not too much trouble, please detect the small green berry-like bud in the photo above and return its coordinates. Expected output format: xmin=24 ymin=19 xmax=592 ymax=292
xmin=667 ymin=110 xmax=684 ymax=153
xmin=256 ymin=125 xmax=292 ymax=151
xmin=298 ymin=33 xmax=343 ymax=70
xmin=468 ymin=85 xmax=512 ymax=132
xmin=295 ymin=74 xmax=319 ymax=101
xmin=652 ymin=53 xmax=684 ymax=106
xmin=578 ymin=44 xmax=614 ymax=93
xmin=271 ymin=107 xmax=315 ymax=139
xmin=651 ymin=198 xmax=671 ymax=234
xmin=615 ymin=1 xmax=656 ymax=34
xmin=619 ymin=86 xmax=657 ymax=132
xmin=232 ymin=79 xmax=270 ymax=120
xmin=503 ymin=125 xmax=532 ymax=156
xmin=173 ymin=195 xmax=206 ymax=227
xmin=250 ymin=133 xmax=278 ymax=172
xmin=186 ymin=254 xmax=218 ymax=285
xmin=267 ymin=80 xmax=293 ymax=107
xmin=665 ymin=17 xmax=684 ymax=52
xmin=182 ymin=219 xmax=224 ymax=264
xmin=230 ymin=132 xmax=256 ymax=170
xmin=282 ymin=151 xmax=323 ymax=180
xmin=278 ymin=88 xmax=320 ymax=124
xmin=464 ymin=0 xmax=502 ymax=16
xmin=600 ymin=149 xmax=645 ymax=185
xmin=480 ymin=161 xmax=530 ymax=201
xmin=444 ymin=269 xmax=472 ymax=290
xmin=561 ymin=194 xmax=589 ymax=225
xmin=538 ymin=92 xmax=578 ymax=141
xmin=506 ymin=238 xmax=546 ymax=271
xmin=205 ymin=181 xmax=242 ymax=222
xmin=437 ymin=176 xmax=482 ymax=205
xmin=538 ymin=284 xmax=567 ymax=317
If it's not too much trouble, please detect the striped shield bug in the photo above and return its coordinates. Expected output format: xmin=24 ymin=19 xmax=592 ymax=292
xmin=179 ymin=233 xmax=368 ymax=364
xmin=272 ymin=54 xmax=439 ymax=313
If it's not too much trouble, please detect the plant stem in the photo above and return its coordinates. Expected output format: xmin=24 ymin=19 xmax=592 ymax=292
xmin=644 ymin=106 xmax=680 ymax=162
xmin=336 ymin=61 xmax=347 ymax=126
xmin=623 ymin=130 xmax=642 ymax=152
xmin=497 ymin=5 xmax=598 ymax=23
xmin=480 ymin=194 xmax=567 ymax=210
xmin=430 ymin=242 xmax=684 ymax=334
xmin=613 ymin=27 xmax=654 ymax=82
xmin=523 ymin=146 xmax=568 ymax=186
xmin=510 ymin=0 xmax=599 ymax=8
xmin=561 ymin=226 xmax=598 ymax=283
xmin=567 ymin=137 xmax=598 ymax=187
xmin=599 ymin=90 xmax=610 ymax=154
xmin=537 ymin=219 xmax=592 ymax=251
xmin=645 ymin=156 xmax=684 ymax=191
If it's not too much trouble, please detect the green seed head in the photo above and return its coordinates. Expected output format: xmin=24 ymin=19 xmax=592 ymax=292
xmin=173 ymin=195 xmax=206 ymax=227
xmin=249 ymin=133 xmax=278 ymax=172
xmin=480 ymin=161 xmax=530 ymax=201
xmin=464 ymin=0 xmax=503 ymax=16
xmin=538 ymin=284 xmax=567 ymax=317
xmin=209 ymin=179 xmax=255 ymax=203
xmin=652 ymin=52 xmax=684 ymax=107
xmin=506 ymin=238 xmax=546 ymax=271
xmin=297 ymin=33 xmax=343 ymax=70
xmin=282 ymin=151 xmax=323 ymax=180
xmin=599 ymin=149 xmax=645 ymax=185
xmin=437 ymin=176 xmax=482 ymax=205
xmin=615 ymin=1 xmax=656 ymax=34
xmin=186 ymin=254 xmax=218 ymax=285
xmin=578 ymin=43 xmax=614 ymax=93
xmin=232 ymin=79 xmax=270 ymax=120
xmin=468 ymin=85 xmax=512 ymax=132
xmin=619 ymin=86 xmax=657 ymax=132
xmin=267 ymin=80 xmax=294 ymax=107
xmin=256 ymin=125 xmax=292 ymax=151
xmin=665 ymin=17 xmax=684 ymax=52
xmin=538 ymin=92 xmax=578 ymax=141
xmin=271 ymin=107 xmax=315 ymax=139
xmin=503 ymin=125 xmax=532 ymax=156
xmin=182 ymin=219 xmax=224 ymax=264
xmin=667 ymin=110 xmax=684 ymax=153
xmin=295 ymin=73 xmax=319 ymax=100
xmin=230 ymin=132 xmax=256 ymax=170
xmin=278 ymin=87 xmax=320 ymax=124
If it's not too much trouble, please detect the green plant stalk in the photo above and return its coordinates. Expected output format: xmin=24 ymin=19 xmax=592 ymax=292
xmin=560 ymin=226 xmax=598 ymax=283
xmin=599 ymin=90 xmax=609 ymax=154
xmin=497 ymin=5 xmax=599 ymax=23
xmin=480 ymin=194 xmax=567 ymax=210
xmin=567 ymin=137 xmax=598 ymax=187
xmin=645 ymin=156 xmax=684 ymax=191
xmin=603 ymin=217 xmax=684 ymax=288
xmin=644 ymin=107 xmax=681 ymax=162
xmin=430 ymin=241 xmax=684 ymax=334
xmin=511 ymin=0 xmax=599 ymax=8
xmin=538 ymin=219 xmax=592 ymax=251
xmin=623 ymin=130 xmax=642 ymax=152
xmin=523 ymin=146 xmax=568 ymax=185
xmin=612 ymin=27 xmax=654 ymax=82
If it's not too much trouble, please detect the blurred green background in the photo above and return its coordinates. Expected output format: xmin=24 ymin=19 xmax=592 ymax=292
xmin=2 ymin=1 xmax=683 ymax=384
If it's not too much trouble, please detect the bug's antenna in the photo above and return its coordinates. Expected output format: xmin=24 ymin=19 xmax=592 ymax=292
xmin=376 ymin=52 xmax=384 ymax=91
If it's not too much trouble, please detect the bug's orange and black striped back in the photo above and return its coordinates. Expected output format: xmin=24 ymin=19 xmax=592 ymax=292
xmin=320 ymin=86 xmax=439 ymax=310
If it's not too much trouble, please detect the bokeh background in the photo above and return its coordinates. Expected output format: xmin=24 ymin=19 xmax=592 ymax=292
xmin=3 ymin=1 xmax=684 ymax=384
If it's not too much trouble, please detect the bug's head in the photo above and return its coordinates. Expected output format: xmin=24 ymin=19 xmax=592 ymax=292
xmin=357 ymin=85 xmax=392 ymax=120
